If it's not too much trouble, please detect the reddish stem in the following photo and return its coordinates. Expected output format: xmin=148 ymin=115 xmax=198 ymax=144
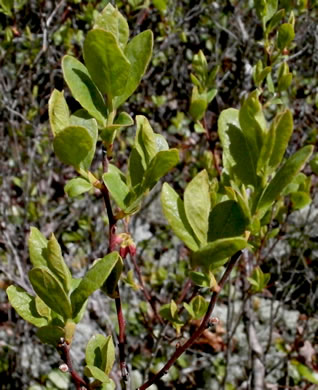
xmin=138 ymin=251 xmax=242 ymax=390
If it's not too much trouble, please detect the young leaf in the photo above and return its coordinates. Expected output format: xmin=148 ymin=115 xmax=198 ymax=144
xmin=190 ymin=295 xmax=209 ymax=319
xmin=208 ymin=200 xmax=248 ymax=241
xmin=184 ymin=170 xmax=210 ymax=245
xmin=114 ymin=30 xmax=153 ymax=108
xmin=102 ymin=336 xmax=115 ymax=376
xmin=290 ymin=191 xmax=311 ymax=210
xmin=86 ymin=334 xmax=108 ymax=368
xmin=47 ymin=234 xmax=72 ymax=293
xmin=29 ymin=267 xmax=73 ymax=319
xmin=134 ymin=115 xmax=157 ymax=168
xmin=161 ymin=183 xmax=200 ymax=251
xmin=6 ymin=285 xmax=48 ymax=327
xmin=62 ymin=55 xmax=107 ymax=126
xmin=192 ymin=237 xmax=247 ymax=269
xmin=257 ymin=145 xmax=314 ymax=215
xmin=65 ymin=178 xmax=93 ymax=198
xmin=93 ymin=4 xmax=129 ymax=50
xmin=268 ymin=110 xmax=293 ymax=171
xmin=48 ymin=89 xmax=69 ymax=136
xmin=277 ymin=23 xmax=295 ymax=50
xmin=218 ymin=108 xmax=258 ymax=186
xmin=189 ymin=87 xmax=208 ymax=121
xmin=141 ymin=149 xmax=179 ymax=192
xmin=36 ymin=325 xmax=65 ymax=346
xmin=28 ymin=227 xmax=48 ymax=268
xmin=71 ymin=252 xmax=119 ymax=317
xmin=83 ymin=29 xmax=131 ymax=100
xmin=53 ymin=126 xmax=95 ymax=170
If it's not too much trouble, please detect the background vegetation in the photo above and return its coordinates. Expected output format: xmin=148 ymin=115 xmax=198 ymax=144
xmin=0 ymin=0 xmax=317 ymax=389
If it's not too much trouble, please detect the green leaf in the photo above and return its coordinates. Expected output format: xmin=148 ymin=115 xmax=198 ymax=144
xmin=36 ymin=325 xmax=65 ymax=346
xmin=155 ymin=134 xmax=169 ymax=152
xmin=53 ymin=126 xmax=95 ymax=170
xmin=103 ymin=171 xmax=129 ymax=211
xmin=268 ymin=110 xmax=293 ymax=171
xmin=47 ymin=235 xmax=72 ymax=293
xmin=101 ymin=255 xmax=124 ymax=298
xmin=141 ymin=149 xmax=179 ymax=192
xmin=128 ymin=148 xmax=145 ymax=188
xmin=291 ymin=360 xmax=318 ymax=385
xmin=218 ymin=108 xmax=258 ymax=187
xmin=192 ymin=237 xmax=247 ymax=270
xmin=208 ymin=200 xmax=248 ymax=241
xmin=161 ymin=183 xmax=199 ymax=251
xmin=65 ymin=178 xmax=93 ymax=198
xmin=35 ymin=296 xmax=51 ymax=320
xmin=6 ymin=285 xmax=48 ymax=327
xmin=207 ymin=88 xmax=217 ymax=103
xmin=28 ymin=227 xmax=48 ymax=268
xmin=29 ymin=267 xmax=72 ymax=319
xmin=62 ymin=55 xmax=107 ymax=126
xmin=310 ymin=154 xmax=318 ymax=175
xmin=153 ymin=0 xmax=167 ymax=12
xmin=277 ymin=73 xmax=292 ymax=92
xmin=266 ymin=9 xmax=285 ymax=34
xmin=277 ymin=23 xmax=295 ymax=50
xmin=257 ymin=119 xmax=276 ymax=176
xmin=84 ymin=366 xmax=110 ymax=383
xmin=184 ymin=170 xmax=210 ymax=245
xmin=134 ymin=115 xmax=157 ymax=168
xmin=101 ymin=112 xmax=134 ymax=142
xmin=190 ymin=295 xmax=209 ymax=319
xmin=83 ymin=29 xmax=131 ymax=99
xmin=114 ymin=30 xmax=153 ymax=108
xmin=71 ymin=252 xmax=119 ymax=317
xmin=263 ymin=0 xmax=278 ymax=23
xmin=257 ymin=145 xmax=314 ymax=215
xmin=69 ymin=109 xmax=98 ymax=170
xmin=86 ymin=334 xmax=115 ymax=375
xmin=93 ymin=4 xmax=129 ymax=50
xmin=290 ymin=191 xmax=311 ymax=210
xmin=48 ymin=89 xmax=69 ymax=136
xmin=189 ymin=271 xmax=211 ymax=287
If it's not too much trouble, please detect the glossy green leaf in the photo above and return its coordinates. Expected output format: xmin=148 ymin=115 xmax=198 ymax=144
xmin=93 ymin=4 xmax=129 ymax=50
xmin=83 ymin=29 xmax=131 ymax=99
xmin=53 ymin=126 xmax=95 ymax=170
xmin=141 ymin=149 xmax=179 ymax=192
xmin=62 ymin=55 xmax=107 ymax=126
xmin=114 ymin=30 xmax=153 ymax=108
xmin=268 ymin=110 xmax=293 ymax=171
xmin=6 ymin=285 xmax=48 ymax=327
xmin=277 ymin=23 xmax=295 ymax=50
xmin=65 ymin=178 xmax=93 ymax=198
xmin=28 ymin=227 xmax=48 ymax=268
xmin=192 ymin=237 xmax=247 ymax=269
xmin=48 ymin=89 xmax=69 ymax=136
xmin=208 ymin=200 xmax=248 ymax=241
xmin=257 ymin=145 xmax=314 ymax=215
xmin=184 ymin=170 xmax=210 ymax=245
xmin=218 ymin=108 xmax=258 ymax=187
xmin=29 ymin=267 xmax=72 ymax=319
xmin=47 ymin=234 xmax=72 ymax=293
xmin=36 ymin=325 xmax=65 ymax=346
xmin=71 ymin=252 xmax=119 ymax=317
xmin=161 ymin=183 xmax=199 ymax=251
xmin=84 ymin=366 xmax=110 ymax=383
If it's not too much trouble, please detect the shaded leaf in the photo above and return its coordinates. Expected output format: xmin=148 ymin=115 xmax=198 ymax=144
xmin=208 ymin=200 xmax=248 ymax=241
xmin=29 ymin=267 xmax=72 ymax=319
xmin=71 ymin=252 xmax=119 ymax=317
xmin=65 ymin=178 xmax=93 ymax=198
xmin=84 ymin=366 xmax=110 ymax=383
xmin=277 ymin=23 xmax=295 ymax=50
xmin=36 ymin=325 xmax=65 ymax=346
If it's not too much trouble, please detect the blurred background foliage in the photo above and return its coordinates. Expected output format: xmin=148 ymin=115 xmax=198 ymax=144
xmin=0 ymin=0 xmax=318 ymax=389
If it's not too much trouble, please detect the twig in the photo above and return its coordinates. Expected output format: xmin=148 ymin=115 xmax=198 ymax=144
xmin=138 ymin=251 xmax=242 ymax=390
xmin=58 ymin=339 xmax=88 ymax=390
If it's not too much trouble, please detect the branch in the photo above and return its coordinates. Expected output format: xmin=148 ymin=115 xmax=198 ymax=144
xmin=138 ymin=251 xmax=242 ymax=390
